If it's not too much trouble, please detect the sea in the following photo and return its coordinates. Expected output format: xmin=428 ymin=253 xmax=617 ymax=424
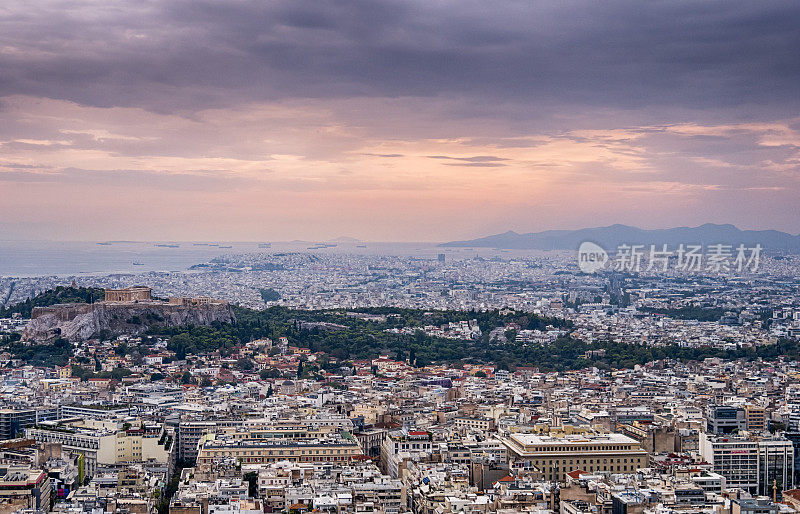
xmin=0 ymin=240 xmax=515 ymax=278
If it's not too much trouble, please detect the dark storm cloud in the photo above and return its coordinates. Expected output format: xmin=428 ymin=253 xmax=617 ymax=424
xmin=1 ymin=0 xmax=798 ymax=114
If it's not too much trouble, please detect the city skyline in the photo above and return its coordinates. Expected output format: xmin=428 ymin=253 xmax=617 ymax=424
xmin=1 ymin=0 xmax=799 ymax=241
xmin=3 ymin=3 xmax=800 ymax=513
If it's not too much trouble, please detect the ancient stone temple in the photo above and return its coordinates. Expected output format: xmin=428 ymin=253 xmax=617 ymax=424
xmin=104 ymin=286 xmax=152 ymax=303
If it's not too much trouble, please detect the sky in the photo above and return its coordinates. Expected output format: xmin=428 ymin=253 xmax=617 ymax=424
xmin=1 ymin=0 xmax=799 ymax=242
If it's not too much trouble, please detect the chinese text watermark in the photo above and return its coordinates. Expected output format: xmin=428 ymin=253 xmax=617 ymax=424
xmin=578 ymin=242 xmax=762 ymax=274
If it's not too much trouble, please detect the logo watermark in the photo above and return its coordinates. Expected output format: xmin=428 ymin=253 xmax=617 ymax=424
xmin=577 ymin=242 xmax=762 ymax=274
xmin=577 ymin=242 xmax=609 ymax=274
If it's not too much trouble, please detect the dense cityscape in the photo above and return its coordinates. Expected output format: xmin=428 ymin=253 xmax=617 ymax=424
xmin=3 ymin=0 xmax=800 ymax=512
xmin=0 ymin=243 xmax=798 ymax=514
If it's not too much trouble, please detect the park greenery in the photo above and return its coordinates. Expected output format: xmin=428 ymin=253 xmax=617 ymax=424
xmin=639 ymin=306 xmax=726 ymax=322
xmin=2 ymin=287 xmax=799 ymax=373
xmin=6 ymin=338 xmax=73 ymax=367
xmin=156 ymin=305 xmax=572 ymax=367
xmin=259 ymin=288 xmax=281 ymax=302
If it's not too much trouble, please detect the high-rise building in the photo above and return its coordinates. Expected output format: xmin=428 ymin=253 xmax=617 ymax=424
xmin=700 ymin=433 xmax=759 ymax=493
xmin=0 ymin=409 xmax=36 ymax=440
xmin=700 ymin=432 xmax=794 ymax=496
xmin=705 ymin=405 xmax=747 ymax=434
xmin=745 ymin=404 xmax=767 ymax=432
xmin=758 ymin=436 xmax=794 ymax=497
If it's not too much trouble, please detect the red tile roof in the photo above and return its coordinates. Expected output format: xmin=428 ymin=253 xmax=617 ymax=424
xmin=567 ymin=469 xmax=589 ymax=479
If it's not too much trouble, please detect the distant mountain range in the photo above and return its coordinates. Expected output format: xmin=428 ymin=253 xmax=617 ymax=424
xmin=440 ymin=224 xmax=800 ymax=251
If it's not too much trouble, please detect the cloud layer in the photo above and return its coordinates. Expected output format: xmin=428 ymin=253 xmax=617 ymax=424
xmin=1 ymin=0 xmax=799 ymax=240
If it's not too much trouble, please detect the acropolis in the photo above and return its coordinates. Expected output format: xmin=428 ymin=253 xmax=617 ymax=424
xmin=104 ymin=286 xmax=153 ymax=303
xmin=103 ymin=287 xmax=226 ymax=306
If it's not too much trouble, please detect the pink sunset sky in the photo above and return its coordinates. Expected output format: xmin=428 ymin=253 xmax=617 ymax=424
xmin=1 ymin=1 xmax=799 ymax=241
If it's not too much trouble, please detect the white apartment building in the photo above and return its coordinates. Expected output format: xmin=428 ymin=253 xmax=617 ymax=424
xmin=699 ymin=432 xmax=794 ymax=496
xmin=26 ymin=419 xmax=172 ymax=479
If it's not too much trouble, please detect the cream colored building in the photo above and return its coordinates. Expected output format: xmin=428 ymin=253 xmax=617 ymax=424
xmin=196 ymin=432 xmax=362 ymax=471
xmin=111 ymin=425 xmax=172 ymax=464
xmin=454 ymin=416 xmax=495 ymax=432
xmin=351 ymin=403 xmax=386 ymax=425
xmin=744 ymin=404 xmax=767 ymax=431
xmin=501 ymin=432 xmax=648 ymax=482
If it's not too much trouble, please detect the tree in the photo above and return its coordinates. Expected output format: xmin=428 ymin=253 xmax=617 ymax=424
xmin=235 ymin=358 xmax=254 ymax=371
xmin=475 ymin=371 xmax=487 ymax=378
xmin=0 ymin=285 xmax=105 ymax=318
xmin=296 ymin=360 xmax=304 ymax=378
xmin=200 ymin=376 xmax=213 ymax=387
xmin=243 ymin=471 xmax=259 ymax=497
xmin=415 ymin=356 xmax=431 ymax=368
xmin=150 ymin=373 xmax=164 ymax=381
xmin=131 ymin=352 xmax=144 ymax=366
xmin=260 ymin=368 xmax=280 ymax=379
xmin=259 ymin=288 xmax=281 ymax=302
xmin=181 ymin=371 xmax=195 ymax=384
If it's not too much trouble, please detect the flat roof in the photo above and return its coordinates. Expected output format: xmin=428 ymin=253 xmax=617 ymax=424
xmin=508 ymin=432 xmax=641 ymax=447
xmin=203 ymin=438 xmax=360 ymax=449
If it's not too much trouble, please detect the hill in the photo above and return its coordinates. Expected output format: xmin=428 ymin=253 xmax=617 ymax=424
xmin=4 ymin=288 xmax=799 ymax=371
xmin=0 ymin=286 xmax=105 ymax=318
xmin=23 ymin=301 xmax=235 ymax=342
xmin=143 ymin=306 xmax=800 ymax=372
xmin=2 ymin=286 xmax=235 ymax=342
xmin=441 ymin=224 xmax=800 ymax=251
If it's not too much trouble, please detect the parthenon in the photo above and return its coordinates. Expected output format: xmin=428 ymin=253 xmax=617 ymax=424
xmin=104 ymin=286 xmax=152 ymax=303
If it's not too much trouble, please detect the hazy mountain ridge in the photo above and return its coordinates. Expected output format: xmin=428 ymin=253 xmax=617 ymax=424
xmin=441 ymin=224 xmax=800 ymax=251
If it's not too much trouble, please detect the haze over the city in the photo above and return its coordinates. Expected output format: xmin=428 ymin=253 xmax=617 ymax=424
xmin=1 ymin=0 xmax=799 ymax=241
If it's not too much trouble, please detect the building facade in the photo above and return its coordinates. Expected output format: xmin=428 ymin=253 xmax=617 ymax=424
xmin=501 ymin=432 xmax=648 ymax=482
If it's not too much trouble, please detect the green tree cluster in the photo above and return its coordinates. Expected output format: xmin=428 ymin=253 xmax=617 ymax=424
xmin=0 ymin=286 xmax=105 ymax=318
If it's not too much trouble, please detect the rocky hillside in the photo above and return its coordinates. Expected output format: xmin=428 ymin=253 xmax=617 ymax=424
xmin=22 ymin=302 xmax=235 ymax=342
